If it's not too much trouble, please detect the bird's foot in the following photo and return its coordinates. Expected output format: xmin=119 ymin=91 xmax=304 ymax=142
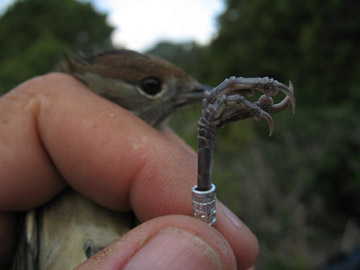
xmin=201 ymin=76 xmax=295 ymax=136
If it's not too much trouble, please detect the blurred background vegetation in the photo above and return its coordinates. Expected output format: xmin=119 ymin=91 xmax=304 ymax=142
xmin=1 ymin=0 xmax=360 ymax=269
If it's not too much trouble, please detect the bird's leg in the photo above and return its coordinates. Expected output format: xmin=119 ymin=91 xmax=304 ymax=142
xmin=192 ymin=76 xmax=295 ymax=225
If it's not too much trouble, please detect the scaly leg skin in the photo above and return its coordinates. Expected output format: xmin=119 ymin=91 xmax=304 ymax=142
xmin=192 ymin=76 xmax=295 ymax=225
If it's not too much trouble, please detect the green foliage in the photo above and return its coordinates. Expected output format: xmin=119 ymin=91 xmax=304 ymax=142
xmin=0 ymin=0 xmax=113 ymax=93
xmin=210 ymin=0 xmax=360 ymax=107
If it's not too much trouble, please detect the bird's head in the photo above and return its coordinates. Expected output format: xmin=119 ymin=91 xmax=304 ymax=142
xmin=62 ymin=50 xmax=207 ymax=126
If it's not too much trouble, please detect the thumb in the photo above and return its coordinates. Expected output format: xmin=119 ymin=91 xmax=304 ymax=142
xmin=76 ymin=215 xmax=237 ymax=270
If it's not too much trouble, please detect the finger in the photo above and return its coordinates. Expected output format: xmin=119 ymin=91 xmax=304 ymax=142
xmin=160 ymin=125 xmax=197 ymax=157
xmin=76 ymin=215 xmax=237 ymax=270
xmin=0 ymin=73 xmax=258 ymax=268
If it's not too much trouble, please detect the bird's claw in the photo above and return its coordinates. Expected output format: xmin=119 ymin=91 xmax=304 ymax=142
xmin=201 ymin=76 xmax=295 ymax=136
xmin=256 ymin=81 xmax=296 ymax=114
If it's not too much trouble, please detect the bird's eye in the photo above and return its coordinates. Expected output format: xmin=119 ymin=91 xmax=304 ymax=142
xmin=140 ymin=77 xmax=162 ymax=95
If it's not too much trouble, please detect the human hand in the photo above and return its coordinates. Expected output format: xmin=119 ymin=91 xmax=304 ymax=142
xmin=0 ymin=73 xmax=258 ymax=269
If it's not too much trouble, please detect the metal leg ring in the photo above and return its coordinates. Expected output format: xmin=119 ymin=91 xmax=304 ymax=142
xmin=192 ymin=184 xmax=216 ymax=226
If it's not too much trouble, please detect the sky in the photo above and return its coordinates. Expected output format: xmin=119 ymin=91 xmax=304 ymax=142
xmin=0 ymin=0 xmax=225 ymax=52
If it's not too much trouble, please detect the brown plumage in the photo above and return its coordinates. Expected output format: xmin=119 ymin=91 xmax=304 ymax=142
xmin=62 ymin=50 xmax=204 ymax=126
xmin=64 ymin=50 xmax=193 ymax=84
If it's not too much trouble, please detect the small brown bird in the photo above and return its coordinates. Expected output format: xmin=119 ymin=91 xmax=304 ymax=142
xmin=11 ymin=50 xmax=207 ymax=270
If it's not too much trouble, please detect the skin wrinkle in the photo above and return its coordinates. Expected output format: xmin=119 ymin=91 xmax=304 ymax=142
xmin=0 ymin=78 xmax=66 ymax=210
xmin=88 ymin=120 xmax=156 ymax=210
xmin=123 ymin=228 xmax=222 ymax=270
xmin=87 ymin=221 xmax=151 ymax=270
xmin=127 ymin=127 xmax=191 ymax=217
xmin=85 ymin=218 xmax=235 ymax=270
xmin=30 ymin=86 xmax=65 ymax=195
xmin=115 ymin=229 xmax=154 ymax=268
xmin=130 ymin=149 xmax=196 ymax=220
xmin=0 ymin=75 xmax=78 ymax=208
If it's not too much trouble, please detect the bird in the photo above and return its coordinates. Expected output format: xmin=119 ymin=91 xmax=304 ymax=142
xmin=11 ymin=49 xmax=207 ymax=270
xmin=11 ymin=49 xmax=295 ymax=270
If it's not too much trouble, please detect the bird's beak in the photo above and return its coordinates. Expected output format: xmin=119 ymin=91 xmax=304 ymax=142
xmin=176 ymin=84 xmax=212 ymax=106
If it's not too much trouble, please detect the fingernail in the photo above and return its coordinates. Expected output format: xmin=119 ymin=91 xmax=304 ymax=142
xmin=218 ymin=201 xmax=251 ymax=232
xmin=123 ymin=227 xmax=222 ymax=270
